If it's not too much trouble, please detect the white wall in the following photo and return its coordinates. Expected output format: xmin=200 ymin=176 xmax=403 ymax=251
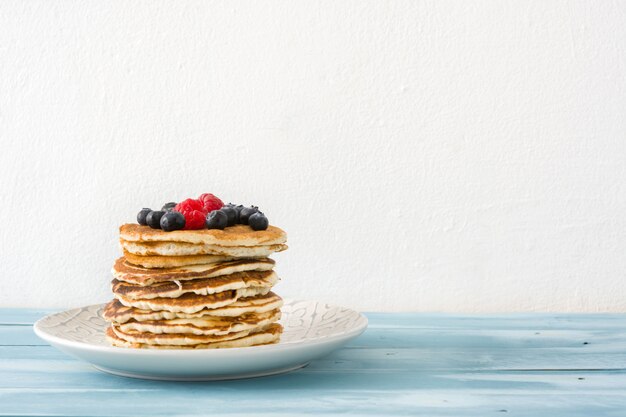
xmin=1 ymin=1 xmax=625 ymax=312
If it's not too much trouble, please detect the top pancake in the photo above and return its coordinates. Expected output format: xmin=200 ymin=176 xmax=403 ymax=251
xmin=120 ymin=224 xmax=287 ymax=247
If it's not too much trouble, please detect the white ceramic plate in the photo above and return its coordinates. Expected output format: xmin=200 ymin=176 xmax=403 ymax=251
xmin=34 ymin=300 xmax=368 ymax=381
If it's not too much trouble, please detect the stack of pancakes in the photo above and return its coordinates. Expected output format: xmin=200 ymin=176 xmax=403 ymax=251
xmin=103 ymin=223 xmax=288 ymax=349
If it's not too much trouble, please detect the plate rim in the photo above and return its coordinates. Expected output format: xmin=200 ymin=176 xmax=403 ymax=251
xmin=33 ymin=299 xmax=368 ymax=356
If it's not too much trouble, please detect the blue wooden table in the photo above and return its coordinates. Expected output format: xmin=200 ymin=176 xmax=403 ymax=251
xmin=2 ymin=309 xmax=626 ymax=416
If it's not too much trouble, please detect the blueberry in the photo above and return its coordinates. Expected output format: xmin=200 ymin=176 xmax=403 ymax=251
xmin=219 ymin=206 xmax=237 ymax=226
xmin=225 ymin=204 xmax=244 ymax=223
xmin=137 ymin=208 xmax=152 ymax=225
xmin=239 ymin=206 xmax=259 ymax=225
xmin=146 ymin=210 xmax=165 ymax=229
xmin=232 ymin=205 xmax=244 ymax=223
xmin=162 ymin=202 xmax=177 ymax=211
xmin=160 ymin=211 xmax=185 ymax=231
xmin=206 ymin=210 xmax=228 ymax=229
xmin=248 ymin=212 xmax=269 ymax=230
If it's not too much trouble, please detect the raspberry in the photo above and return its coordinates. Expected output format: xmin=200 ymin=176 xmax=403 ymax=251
xmin=174 ymin=198 xmax=207 ymax=230
xmin=198 ymin=193 xmax=224 ymax=213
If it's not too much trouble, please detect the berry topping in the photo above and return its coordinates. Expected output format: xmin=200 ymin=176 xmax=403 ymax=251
xmin=162 ymin=202 xmax=177 ymax=211
xmin=219 ymin=206 xmax=237 ymax=227
xmin=136 ymin=196 xmax=270 ymax=231
xmin=146 ymin=210 xmax=165 ymax=229
xmin=160 ymin=211 xmax=186 ymax=231
xmin=248 ymin=212 xmax=269 ymax=230
xmin=198 ymin=193 xmax=224 ymax=213
xmin=206 ymin=210 xmax=228 ymax=230
xmin=174 ymin=199 xmax=207 ymax=230
xmin=137 ymin=208 xmax=152 ymax=225
xmin=239 ymin=206 xmax=259 ymax=225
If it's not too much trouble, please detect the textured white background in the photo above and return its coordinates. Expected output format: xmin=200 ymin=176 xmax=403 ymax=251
xmin=1 ymin=1 xmax=625 ymax=312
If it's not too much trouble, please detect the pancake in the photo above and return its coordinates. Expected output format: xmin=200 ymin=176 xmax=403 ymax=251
xmin=112 ymin=257 xmax=275 ymax=286
xmin=120 ymin=239 xmax=288 ymax=257
xmin=111 ymin=270 xmax=279 ymax=300
xmin=103 ymin=292 xmax=283 ymax=324
xmin=120 ymin=223 xmax=287 ymax=247
xmin=123 ymin=251 xmax=237 ymax=268
xmin=105 ymin=323 xmax=283 ymax=349
xmin=117 ymin=309 xmax=281 ymax=336
xmin=111 ymin=323 xmax=266 ymax=346
xmin=115 ymin=285 xmax=272 ymax=314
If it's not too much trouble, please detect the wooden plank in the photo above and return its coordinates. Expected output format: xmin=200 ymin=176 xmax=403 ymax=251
xmin=365 ymin=313 xmax=626 ymax=330
xmin=0 ymin=309 xmax=57 ymax=325
xmin=0 ymin=326 xmax=44 ymax=346
xmin=1 ymin=371 xmax=626 ymax=416
xmin=350 ymin=328 xmax=622 ymax=349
